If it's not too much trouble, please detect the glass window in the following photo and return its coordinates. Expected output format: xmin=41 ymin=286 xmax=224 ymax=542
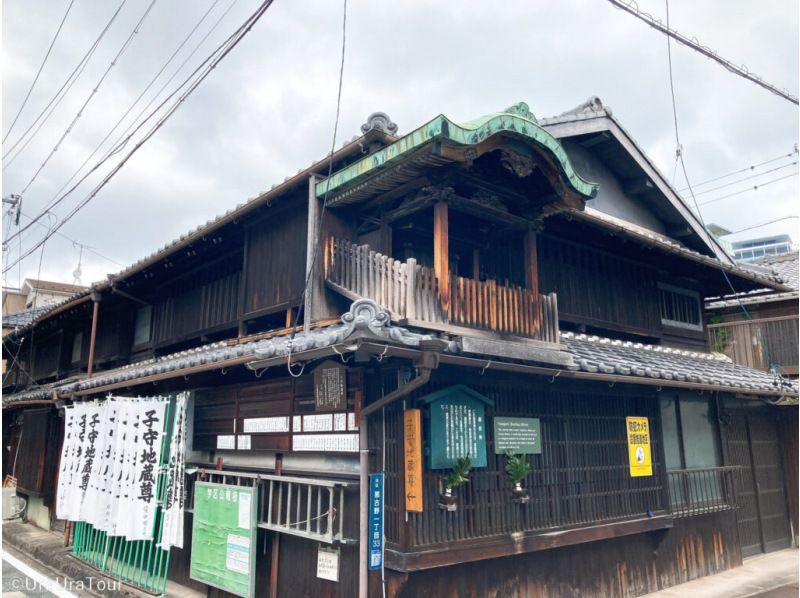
xmin=679 ymin=398 xmax=721 ymax=468
xmin=71 ymin=332 xmax=83 ymax=363
xmin=134 ymin=305 xmax=152 ymax=347
xmin=659 ymin=398 xmax=682 ymax=470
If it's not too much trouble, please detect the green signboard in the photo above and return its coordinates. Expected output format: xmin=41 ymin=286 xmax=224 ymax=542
xmin=421 ymin=385 xmax=493 ymax=469
xmin=493 ymin=417 xmax=541 ymax=454
xmin=190 ymin=482 xmax=258 ymax=598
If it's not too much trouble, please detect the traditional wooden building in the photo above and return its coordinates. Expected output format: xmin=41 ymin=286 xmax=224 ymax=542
xmin=3 ymin=99 xmax=797 ymax=598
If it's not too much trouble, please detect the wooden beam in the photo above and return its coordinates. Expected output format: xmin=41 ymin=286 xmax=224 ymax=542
xmin=433 ymin=202 xmax=450 ymax=317
xmin=86 ymin=295 xmax=101 ymax=379
xmin=524 ymin=230 xmax=541 ymax=328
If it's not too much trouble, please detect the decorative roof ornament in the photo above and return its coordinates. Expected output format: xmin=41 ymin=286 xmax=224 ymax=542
xmin=500 ymin=150 xmax=537 ymax=178
xmin=503 ymin=102 xmax=537 ymax=123
xmin=361 ymin=112 xmax=398 ymax=136
xmin=559 ymin=96 xmax=612 ymax=117
xmin=342 ymin=298 xmax=391 ymax=334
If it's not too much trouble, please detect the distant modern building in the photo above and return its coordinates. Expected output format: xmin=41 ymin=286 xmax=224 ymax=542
xmin=729 ymin=234 xmax=795 ymax=262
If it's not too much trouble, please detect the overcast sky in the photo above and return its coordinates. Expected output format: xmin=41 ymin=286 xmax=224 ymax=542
xmin=2 ymin=0 xmax=798 ymax=288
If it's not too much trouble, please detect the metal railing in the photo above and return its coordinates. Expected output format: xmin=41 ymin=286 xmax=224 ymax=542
xmin=186 ymin=469 xmax=351 ymax=544
xmin=667 ymin=466 xmax=739 ymax=517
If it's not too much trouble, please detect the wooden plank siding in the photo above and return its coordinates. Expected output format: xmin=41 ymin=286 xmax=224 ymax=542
xmin=152 ymin=256 xmax=241 ymax=347
xmin=371 ymin=368 xmax=668 ymax=566
xmin=242 ymin=208 xmax=308 ymax=317
xmin=538 ymin=234 xmax=662 ymax=337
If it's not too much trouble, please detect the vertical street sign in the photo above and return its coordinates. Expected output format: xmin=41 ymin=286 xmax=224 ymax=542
xmin=626 ymin=416 xmax=653 ymax=477
xmin=368 ymin=473 xmax=384 ymax=571
xmin=403 ymin=409 xmax=423 ymax=512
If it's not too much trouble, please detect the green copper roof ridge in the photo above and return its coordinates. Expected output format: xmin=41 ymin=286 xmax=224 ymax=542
xmin=316 ymin=107 xmax=599 ymax=201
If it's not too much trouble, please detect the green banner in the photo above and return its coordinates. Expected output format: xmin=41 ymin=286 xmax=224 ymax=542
xmin=190 ymin=482 xmax=257 ymax=598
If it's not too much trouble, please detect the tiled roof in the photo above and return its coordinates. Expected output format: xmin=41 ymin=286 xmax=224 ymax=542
xmin=568 ymin=208 xmax=789 ymax=290
xmin=5 ymin=300 xmax=796 ymax=407
xmin=24 ymin=279 xmax=88 ymax=294
xmin=561 ymin=331 xmax=796 ymax=394
xmin=750 ymin=252 xmax=799 ymax=290
xmin=2 ymin=305 xmax=54 ymax=329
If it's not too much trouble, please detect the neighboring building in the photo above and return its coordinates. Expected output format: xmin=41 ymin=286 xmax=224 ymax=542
xmin=2 ymin=287 xmax=27 ymax=316
xmin=3 ymin=100 xmax=797 ymax=598
xmin=730 ymin=233 xmax=795 ymax=262
xmin=19 ymin=278 xmax=88 ymax=310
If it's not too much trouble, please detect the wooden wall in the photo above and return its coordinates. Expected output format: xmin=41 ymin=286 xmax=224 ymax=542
xmin=777 ymin=406 xmax=798 ymax=541
xmin=152 ymin=254 xmax=241 ymax=346
xmin=243 ymin=208 xmax=308 ymax=317
xmin=384 ymin=511 xmax=741 ymax=598
xmin=372 ymin=368 xmax=668 ymax=565
xmin=537 ymin=234 xmax=661 ymax=337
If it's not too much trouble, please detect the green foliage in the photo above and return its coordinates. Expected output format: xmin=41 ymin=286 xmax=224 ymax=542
xmin=504 ymin=451 xmax=530 ymax=485
xmin=444 ymin=456 xmax=472 ymax=490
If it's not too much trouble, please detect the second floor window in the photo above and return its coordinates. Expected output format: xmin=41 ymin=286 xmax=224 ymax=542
xmin=134 ymin=305 xmax=153 ymax=347
xmin=658 ymin=283 xmax=702 ymax=331
xmin=71 ymin=332 xmax=83 ymax=364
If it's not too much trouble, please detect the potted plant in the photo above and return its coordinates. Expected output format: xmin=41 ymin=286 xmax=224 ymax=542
xmin=438 ymin=455 xmax=471 ymax=511
xmin=504 ymin=451 xmax=531 ymax=503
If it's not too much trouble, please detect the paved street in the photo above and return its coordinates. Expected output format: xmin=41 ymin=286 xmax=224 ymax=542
xmin=2 ymin=548 xmax=75 ymax=598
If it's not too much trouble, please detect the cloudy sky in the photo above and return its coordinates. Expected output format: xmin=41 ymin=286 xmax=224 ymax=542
xmin=2 ymin=0 xmax=797 ymax=288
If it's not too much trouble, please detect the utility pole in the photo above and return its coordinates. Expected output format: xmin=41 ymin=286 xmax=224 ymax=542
xmin=2 ymin=194 xmax=22 ymax=226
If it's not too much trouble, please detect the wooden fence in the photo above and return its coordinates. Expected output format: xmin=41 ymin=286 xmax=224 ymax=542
xmin=324 ymin=237 xmax=559 ymax=341
xmin=707 ymin=315 xmax=799 ymax=375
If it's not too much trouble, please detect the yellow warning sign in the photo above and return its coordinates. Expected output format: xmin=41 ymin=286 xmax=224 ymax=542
xmin=403 ymin=409 xmax=423 ymax=512
xmin=626 ymin=416 xmax=653 ymax=477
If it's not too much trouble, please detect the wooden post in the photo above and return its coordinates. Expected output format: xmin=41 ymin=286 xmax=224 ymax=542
xmin=524 ymin=230 xmax=541 ymax=329
xmin=304 ymin=175 xmax=320 ymax=333
xmin=269 ymin=454 xmax=283 ymax=598
xmin=86 ymin=292 xmax=101 ymax=378
xmin=433 ymin=202 xmax=450 ymax=318
xmin=405 ymin=258 xmax=417 ymax=320
xmin=472 ymin=248 xmax=480 ymax=280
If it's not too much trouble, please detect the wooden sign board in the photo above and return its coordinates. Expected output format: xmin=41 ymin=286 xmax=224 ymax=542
xmin=421 ymin=385 xmax=493 ymax=469
xmin=403 ymin=410 xmax=423 ymax=512
xmin=493 ymin=417 xmax=541 ymax=454
xmin=626 ymin=416 xmax=653 ymax=477
xmin=313 ymin=360 xmax=347 ymax=412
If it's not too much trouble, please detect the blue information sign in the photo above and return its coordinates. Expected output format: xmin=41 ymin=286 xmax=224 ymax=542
xmin=368 ymin=473 xmax=384 ymax=570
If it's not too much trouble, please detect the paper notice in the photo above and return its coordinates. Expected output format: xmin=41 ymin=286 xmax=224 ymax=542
xmin=226 ymin=534 xmax=250 ymax=574
xmin=238 ymin=491 xmax=251 ymax=529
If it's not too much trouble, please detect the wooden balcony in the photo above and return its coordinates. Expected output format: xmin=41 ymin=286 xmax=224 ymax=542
xmin=707 ymin=315 xmax=799 ymax=376
xmin=324 ymin=237 xmax=559 ymax=343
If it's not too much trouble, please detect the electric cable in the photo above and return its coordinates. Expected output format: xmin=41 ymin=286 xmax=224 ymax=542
xmin=6 ymin=0 xmax=240 ymax=248
xmin=690 ymin=160 xmax=798 ymax=197
xmin=696 ymin=172 xmax=798 ymax=207
xmin=3 ymin=0 xmax=276 ymax=275
xmin=609 ymin=0 xmax=798 ymax=104
xmin=678 ymin=149 xmax=797 ymax=191
xmin=2 ymin=1 xmax=128 ymax=162
xmin=3 ymin=0 xmax=75 ymax=143
xmin=287 ymin=0 xmax=348 ymax=377
xmin=13 ymin=0 xmax=159 ymax=200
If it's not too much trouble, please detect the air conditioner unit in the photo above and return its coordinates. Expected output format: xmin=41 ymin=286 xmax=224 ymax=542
xmin=2 ymin=487 xmax=26 ymax=520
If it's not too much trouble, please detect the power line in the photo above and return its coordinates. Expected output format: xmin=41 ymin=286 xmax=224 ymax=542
xmin=690 ymin=160 xmax=798 ymax=197
xmin=609 ymin=0 xmax=798 ymax=105
xmin=2 ymin=1 xmax=128 ymax=163
xmin=13 ymin=1 xmax=158 ymax=200
xmin=727 ymin=215 xmax=799 ymax=236
xmin=697 ymin=171 xmax=798 ymax=207
xmin=5 ymin=0 xmax=240 ymax=249
xmin=287 ymin=0 xmax=349 ymax=377
xmin=678 ymin=149 xmax=797 ymax=191
xmin=2 ymin=0 xmax=75 ymax=143
xmin=3 ymin=0 xmax=277 ymax=276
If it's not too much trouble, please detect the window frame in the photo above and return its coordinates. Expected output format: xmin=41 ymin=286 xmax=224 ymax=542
xmin=657 ymin=282 xmax=703 ymax=332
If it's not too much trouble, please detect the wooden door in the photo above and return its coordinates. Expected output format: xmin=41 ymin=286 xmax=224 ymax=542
xmin=726 ymin=410 xmax=792 ymax=557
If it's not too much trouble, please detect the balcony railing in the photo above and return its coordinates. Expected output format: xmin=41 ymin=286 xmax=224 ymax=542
xmin=667 ymin=466 xmax=739 ymax=518
xmin=185 ymin=469 xmax=353 ymax=544
xmin=707 ymin=315 xmax=799 ymax=375
xmin=324 ymin=237 xmax=559 ymax=343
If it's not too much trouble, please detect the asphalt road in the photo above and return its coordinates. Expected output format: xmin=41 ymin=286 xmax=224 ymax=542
xmin=1 ymin=548 xmax=76 ymax=598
